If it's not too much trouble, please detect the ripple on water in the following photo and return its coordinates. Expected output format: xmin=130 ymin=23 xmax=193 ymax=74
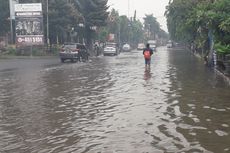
xmin=215 ymin=130 xmax=229 ymax=137
xmin=221 ymin=124 xmax=229 ymax=128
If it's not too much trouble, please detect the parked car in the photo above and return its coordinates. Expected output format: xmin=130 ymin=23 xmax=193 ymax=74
xmin=122 ymin=43 xmax=131 ymax=52
xmin=137 ymin=43 xmax=145 ymax=50
xmin=167 ymin=40 xmax=173 ymax=48
xmin=59 ymin=43 xmax=88 ymax=63
xmin=167 ymin=43 xmax=173 ymax=48
xmin=103 ymin=42 xmax=118 ymax=56
xmin=103 ymin=46 xmax=117 ymax=56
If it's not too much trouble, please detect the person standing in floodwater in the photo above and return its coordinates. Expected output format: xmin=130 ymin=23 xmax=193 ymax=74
xmin=143 ymin=43 xmax=153 ymax=69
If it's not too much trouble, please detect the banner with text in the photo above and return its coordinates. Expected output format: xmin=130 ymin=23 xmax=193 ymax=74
xmin=15 ymin=3 xmax=44 ymax=46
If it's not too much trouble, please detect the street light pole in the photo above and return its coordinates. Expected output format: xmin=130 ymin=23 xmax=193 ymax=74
xmin=128 ymin=0 xmax=130 ymax=18
xmin=9 ymin=0 xmax=13 ymax=44
xmin=118 ymin=22 xmax=120 ymax=48
xmin=10 ymin=17 xmax=13 ymax=44
xmin=46 ymin=0 xmax=49 ymax=46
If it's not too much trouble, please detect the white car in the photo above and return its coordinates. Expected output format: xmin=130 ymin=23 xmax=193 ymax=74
xmin=103 ymin=46 xmax=117 ymax=56
xmin=150 ymin=44 xmax=156 ymax=51
xmin=167 ymin=40 xmax=173 ymax=48
xmin=122 ymin=43 xmax=131 ymax=52
xmin=167 ymin=43 xmax=173 ymax=48
xmin=137 ymin=43 xmax=145 ymax=50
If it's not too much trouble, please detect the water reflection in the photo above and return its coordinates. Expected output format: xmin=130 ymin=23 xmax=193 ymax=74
xmin=166 ymin=49 xmax=230 ymax=153
xmin=144 ymin=67 xmax=151 ymax=81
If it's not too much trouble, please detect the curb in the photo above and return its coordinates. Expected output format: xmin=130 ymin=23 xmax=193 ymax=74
xmin=192 ymin=51 xmax=230 ymax=85
xmin=214 ymin=68 xmax=230 ymax=85
xmin=0 ymin=55 xmax=57 ymax=59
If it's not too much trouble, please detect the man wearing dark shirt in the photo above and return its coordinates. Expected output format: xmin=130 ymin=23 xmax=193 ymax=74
xmin=143 ymin=43 xmax=153 ymax=68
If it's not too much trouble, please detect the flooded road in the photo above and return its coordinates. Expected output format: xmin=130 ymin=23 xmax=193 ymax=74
xmin=0 ymin=47 xmax=230 ymax=153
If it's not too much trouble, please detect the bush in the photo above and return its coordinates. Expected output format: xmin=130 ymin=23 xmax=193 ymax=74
xmin=7 ymin=46 xmax=16 ymax=55
xmin=32 ymin=47 xmax=46 ymax=56
xmin=1 ymin=45 xmax=60 ymax=56
xmin=214 ymin=42 xmax=230 ymax=55
xmin=50 ymin=45 xmax=61 ymax=55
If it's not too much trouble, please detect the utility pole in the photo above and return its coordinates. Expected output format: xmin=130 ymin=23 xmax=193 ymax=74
xmin=128 ymin=0 xmax=130 ymax=19
xmin=9 ymin=0 xmax=15 ymax=44
xmin=46 ymin=0 xmax=49 ymax=46
xmin=118 ymin=21 xmax=121 ymax=48
xmin=10 ymin=17 xmax=13 ymax=44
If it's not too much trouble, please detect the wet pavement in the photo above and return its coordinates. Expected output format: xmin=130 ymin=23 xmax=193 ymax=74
xmin=0 ymin=47 xmax=230 ymax=153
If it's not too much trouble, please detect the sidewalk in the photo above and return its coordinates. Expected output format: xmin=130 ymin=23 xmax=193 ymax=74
xmin=0 ymin=54 xmax=57 ymax=59
xmin=215 ymin=68 xmax=230 ymax=85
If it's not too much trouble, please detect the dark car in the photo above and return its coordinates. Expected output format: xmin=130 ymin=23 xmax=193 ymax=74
xmin=59 ymin=43 xmax=88 ymax=63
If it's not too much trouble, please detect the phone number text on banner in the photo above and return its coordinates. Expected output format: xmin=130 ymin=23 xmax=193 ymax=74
xmin=16 ymin=35 xmax=44 ymax=45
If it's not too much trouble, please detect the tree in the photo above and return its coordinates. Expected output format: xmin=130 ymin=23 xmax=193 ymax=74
xmin=97 ymin=27 xmax=109 ymax=42
xmin=74 ymin=0 xmax=109 ymax=47
xmin=48 ymin=0 xmax=80 ymax=44
xmin=165 ymin=0 xmax=199 ymax=44
xmin=107 ymin=9 xmax=120 ymax=34
xmin=143 ymin=14 xmax=160 ymax=40
xmin=129 ymin=19 xmax=144 ymax=45
xmin=209 ymin=0 xmax=230 ymax=54
xmin=165 ymin=0 xmax=230 ymax=55
xmin=119 ymin=15 xmax=130 ymax=44
xmin=97 ymin=8 xmax=145 ymax=47
xmin=0 ymin=0 xmax=10 ymax=36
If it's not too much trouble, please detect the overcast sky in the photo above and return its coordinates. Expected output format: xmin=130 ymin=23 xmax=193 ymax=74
xmin=108 ymin=0 xmax=170 ymax=32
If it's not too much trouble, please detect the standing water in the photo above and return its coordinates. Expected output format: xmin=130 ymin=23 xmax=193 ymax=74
xmin=0 ymin=47 xmax=229 ymax=153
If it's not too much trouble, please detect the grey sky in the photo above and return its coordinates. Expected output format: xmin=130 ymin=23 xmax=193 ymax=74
xmin=108 ymin=0 xmax=169 ymax=32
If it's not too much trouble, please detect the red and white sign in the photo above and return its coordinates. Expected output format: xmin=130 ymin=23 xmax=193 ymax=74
xmin=108 ymin=33 xmax=115 ymax=41
xmin=16 ymin=36 xmax=44 ymax=45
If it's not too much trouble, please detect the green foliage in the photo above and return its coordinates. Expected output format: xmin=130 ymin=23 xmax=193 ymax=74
xmin=130 ymin=20 xmax=144 ymax=44
xmin=214 ymin=42 xmax=230 ymax=55
xmin=48 ymin=0 xmax=80 ymax=44
xmin=165 ymin=0 xmax=199 ymax=43
xmin=74 ymin=0 xmax=109 ymax=46
xmin=166 ymin=0 xmax=230 ymax=55
xmin=7 ymin=46 xmax=17 ymax=55
xmin=219 ymin=18 xmax=230 ymax=32
xmin=144 ymin=14 xmax=160 ymax=40
xmin=94 ymin=8 xmax=166 ymax=46
xmin=98 ymin=27 xmax=109 ymax=42
xmin=158 ymin=29 xmax=169 ymax=40
xmin=107 ymin=9 xmax=120 ymax=34
xmin=75 ymin=0 xmax=109 ymax=27
xmin=119 ymin=15 xmax=130 ymax=43
xmin=211 ymin=0 xmax=230 ymax=45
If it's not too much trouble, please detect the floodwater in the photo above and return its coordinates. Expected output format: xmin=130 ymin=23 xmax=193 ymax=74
xmin=0 ymin=47 xmax=230 ymax=153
